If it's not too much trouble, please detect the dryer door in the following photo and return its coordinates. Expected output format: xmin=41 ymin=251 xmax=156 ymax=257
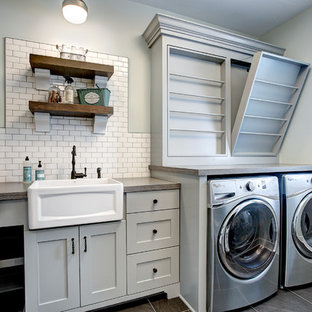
xmin=218 ymin=199 xmax=278 ymax=279
xmin=292 ymin=193 xmax=312 ymax=258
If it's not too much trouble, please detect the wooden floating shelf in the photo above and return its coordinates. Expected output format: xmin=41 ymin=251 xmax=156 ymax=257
xmin=30 ymin=54 xmax=114 ymax=80
xmin=29 ymin=101 xmax=113 ymax=118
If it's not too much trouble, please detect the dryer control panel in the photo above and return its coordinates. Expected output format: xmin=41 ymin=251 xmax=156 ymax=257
xmin=283 ymin=174 xmax=312 ymax=196
xmin=208 ymin=176 xmax=279 ymax=206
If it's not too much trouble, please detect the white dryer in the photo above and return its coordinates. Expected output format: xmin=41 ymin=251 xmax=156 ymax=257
xmin=281 ymin=173 xmax=312 ymax=287
xmin=207 ymin=176 xmax=280 ymax=312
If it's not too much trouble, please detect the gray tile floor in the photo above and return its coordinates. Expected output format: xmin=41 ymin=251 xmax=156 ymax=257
xmin=96 ymin=293 xmax=190 ymax=312
xmin=242 ymin=285 xmax=312 ymax=312
xmin=96 ymin=285 xmax=312 ymax=312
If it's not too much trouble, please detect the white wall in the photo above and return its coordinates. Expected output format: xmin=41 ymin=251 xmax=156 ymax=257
xmin=261 ymin=8 xmax=312 ymax=164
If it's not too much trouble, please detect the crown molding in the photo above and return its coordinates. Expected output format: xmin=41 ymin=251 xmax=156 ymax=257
xmin=143 ymin=14 xmax=285 ymax=55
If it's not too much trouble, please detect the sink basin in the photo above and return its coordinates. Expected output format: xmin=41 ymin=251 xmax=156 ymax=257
xmin=27 ymin=178 xmax=123 ymax=229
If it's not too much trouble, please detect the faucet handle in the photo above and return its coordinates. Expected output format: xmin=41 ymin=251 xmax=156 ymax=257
xmin=84 ymin=167 xmax=87 ymax=177
xmin=97 ymin=167 xmax=102 ymax=179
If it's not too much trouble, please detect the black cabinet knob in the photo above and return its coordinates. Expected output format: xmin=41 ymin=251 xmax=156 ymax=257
xmin=153 ymin=268 xmax=158 ymax=273
xmin=84 ymin=236 xmax=87 ymax=253
xmin=71 ymin=238 xmax=75 ymax=254
xmin=153 ymin=199 xmax=158 ymax=204
xmin=153 ymin=229 xmax=158 ymax=234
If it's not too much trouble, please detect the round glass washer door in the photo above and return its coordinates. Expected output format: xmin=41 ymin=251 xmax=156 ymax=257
xmin=292 ymin=193 xmax=312 ymax=258
xmin=218 ymin=199 xmax=278 ymax=279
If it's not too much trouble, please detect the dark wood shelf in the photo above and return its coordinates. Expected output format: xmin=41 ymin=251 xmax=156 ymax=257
xmin=30 ymin=54 xmax=114 ymax=80
xmin=29 ymin=101 xmax=113 ymax=118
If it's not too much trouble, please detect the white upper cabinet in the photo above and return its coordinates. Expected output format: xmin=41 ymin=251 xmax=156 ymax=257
xmin=232 ymin=52 xmax=309 ymax=156
xmin=144 ymin=14 xmax=309 ymax=165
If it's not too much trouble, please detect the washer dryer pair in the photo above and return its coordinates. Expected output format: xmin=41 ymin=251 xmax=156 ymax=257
xmin=207 ymin=176 xmax=280 ymax=312
xmin=281 ymin=173 xmax=312 ymax=288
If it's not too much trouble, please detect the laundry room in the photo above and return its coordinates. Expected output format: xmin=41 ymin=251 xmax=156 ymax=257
xmin=1 ymin=1 xmax=312 ymax=312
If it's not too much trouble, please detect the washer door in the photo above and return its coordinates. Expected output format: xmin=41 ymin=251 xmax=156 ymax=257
xmin=292 ymin=193 xmax=312 ymax=258
xmin=218 ymin=199 xmax=278 ymax=279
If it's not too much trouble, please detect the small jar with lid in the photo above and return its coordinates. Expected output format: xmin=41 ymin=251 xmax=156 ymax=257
xmin=48 ymin=85 xmax=62 ymax=103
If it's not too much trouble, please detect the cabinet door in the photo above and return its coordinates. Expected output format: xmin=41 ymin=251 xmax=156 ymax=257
xmin=80 ymin=220 xmax=126 ymax=306
xmin=25 ymin=227 xmax=80 ymax=312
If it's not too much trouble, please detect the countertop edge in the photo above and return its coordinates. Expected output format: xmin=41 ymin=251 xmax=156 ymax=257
xmin=149 ymin=164 xmax=312 ymax=176
xmin=0 ymin=192 xmax=28 ymax=201
xmin=123 ymin=183 xmax=181 ymax=193
xmin=0 ymin=178 xmax=181 ymax=201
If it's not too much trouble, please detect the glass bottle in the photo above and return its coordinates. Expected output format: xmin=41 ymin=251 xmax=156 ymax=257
xmin=64 ymin=76 xmax=74 ymax=104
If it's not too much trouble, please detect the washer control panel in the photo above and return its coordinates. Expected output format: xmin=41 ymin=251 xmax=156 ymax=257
xmin=208 ymin=176 xmax=279 ymax=205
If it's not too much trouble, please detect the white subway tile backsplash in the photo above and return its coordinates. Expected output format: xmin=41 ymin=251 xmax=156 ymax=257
xmin=1 ymin=37 xmax=150 ymax=182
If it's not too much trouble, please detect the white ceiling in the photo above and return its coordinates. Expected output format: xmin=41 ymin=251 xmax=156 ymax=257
xmin=129 ymin=0 xmax=312 ymax=37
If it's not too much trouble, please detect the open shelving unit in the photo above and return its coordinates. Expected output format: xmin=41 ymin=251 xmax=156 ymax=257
xmin=29 ymin=54 xmax=114 ymax=133
xmin=30 ymin=54 xmax=114 ymax=79
xmin=167 ymin=46 xmax=227 ymax=157
xmin=29 ymin=101 xmax=113 ymax=118
xmin=232 ymin=51 xmax=310 ymax=156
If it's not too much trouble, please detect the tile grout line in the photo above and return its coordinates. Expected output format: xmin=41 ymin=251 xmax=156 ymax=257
xmin=147 ymin=298 xmax=157 ymax=312
xmin=288 ymin=289 xmax=312 ymax=305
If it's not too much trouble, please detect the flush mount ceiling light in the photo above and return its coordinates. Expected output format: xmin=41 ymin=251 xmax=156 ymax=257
xmin=62 ymin=0 xmax=88 ymax=24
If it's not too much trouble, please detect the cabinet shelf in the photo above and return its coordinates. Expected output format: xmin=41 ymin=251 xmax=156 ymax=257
xmin=170 ymin=73 xmax=224 ymax=85
xmin=170 ymin=128 xmax=224 ymax=134
xmin=0 ymin=258 xmax=24 ymax=269
xmin=30 ymin=54 xmax=114 ymax=80
xmin=249 ymin=97 xmax=293 ymax=106
xmin=170 ymin=91 xmax=224 ymax=102
xmin=255 ymin=78 xmax=298 ymax=90
xmin=244 ymin=115 xmax=287 ymax=122
xmin=0 ymin=284 xmax=24 ymax=295
xmin=170 ymin=110 xmax=224 ymax=118
xmin=29 ymin=101 xmax=113 ymax=118
xmin=240 ymin=131 xmax=282 ymax=137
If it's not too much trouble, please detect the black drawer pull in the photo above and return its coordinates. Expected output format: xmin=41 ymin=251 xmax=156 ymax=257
xmin=71 ymin=238 xmax=75 ymax=254
xmin=153 ymin=229 xmax=158 ymax=234
xmin=84 ymin=236 xmax=87 ymax=252
xmin=153 ymin=199 xmax=158 ymax=204
xmin=153 ymin=268 xmax=158 ymax=273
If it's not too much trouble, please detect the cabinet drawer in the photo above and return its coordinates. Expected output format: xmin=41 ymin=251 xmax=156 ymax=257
xmin=126 ymin=190 xmax=179 ymax=213
xmin=127 ymin=210 xmax=179 ymax=254
xmin=127 ymin=247 xmax=179 ymax=294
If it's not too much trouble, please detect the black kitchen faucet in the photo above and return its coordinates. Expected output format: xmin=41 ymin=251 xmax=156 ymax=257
xmin=71 ymin=145 xmax=87 ymax=179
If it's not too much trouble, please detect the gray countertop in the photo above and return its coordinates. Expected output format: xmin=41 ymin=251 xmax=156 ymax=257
xmin=0 ymin=183 xmax=29 ymax=201
xmin=2 ymin=163 xmax=312 ymax=200
xmin=0 ymin=177 xmax=181 ymax=201
xmin=149 ymin=163 xmax=312 ymax=176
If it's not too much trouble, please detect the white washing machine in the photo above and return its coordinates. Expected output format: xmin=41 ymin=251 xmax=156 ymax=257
xmin=207 ymin=176 xmax=280 ymax=312
xmin=281 ymin=173 xmax=312 ymax=287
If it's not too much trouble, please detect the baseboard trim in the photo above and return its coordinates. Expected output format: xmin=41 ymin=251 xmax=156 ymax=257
xmin=179 ymin=295 xmax=196 ymax=312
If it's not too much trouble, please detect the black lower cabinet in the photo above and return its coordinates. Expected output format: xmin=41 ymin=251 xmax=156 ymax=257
xmin=0 ymin=226 xmax=25 ymax=312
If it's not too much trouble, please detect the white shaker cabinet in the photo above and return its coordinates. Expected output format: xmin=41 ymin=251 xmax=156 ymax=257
xmin=126 ymin=189 xmax=180 ymax=294
xmin=25 ymin=221 xmax=126 ymax=312
xmin=25 ymin=227 xmax=80 ymax=312
xmin=80 ymin=222 xmax=126 ymax=306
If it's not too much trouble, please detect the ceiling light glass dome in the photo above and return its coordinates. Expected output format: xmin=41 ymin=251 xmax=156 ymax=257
xmin=62 ymin=0 xmax=88 ymax=24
